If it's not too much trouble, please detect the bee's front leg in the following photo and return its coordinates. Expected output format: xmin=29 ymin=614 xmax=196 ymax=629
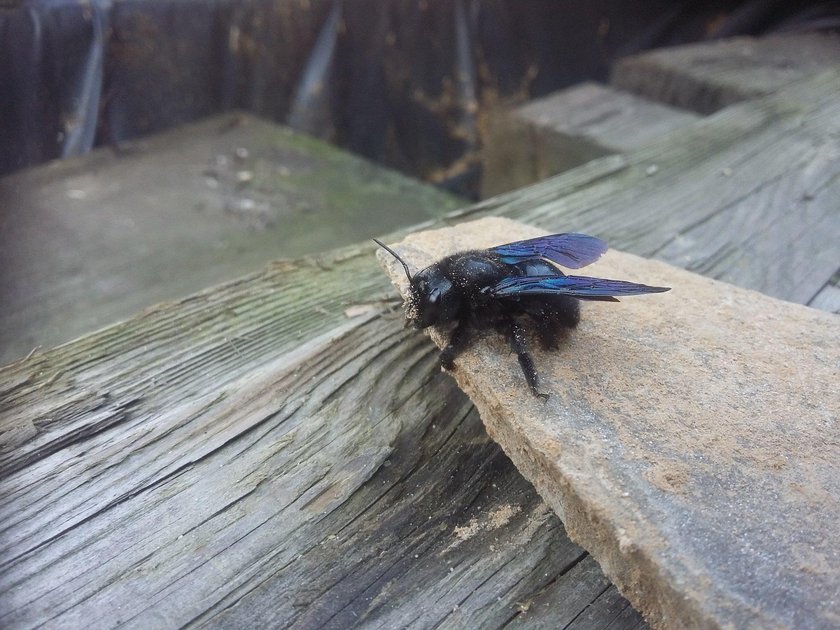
xmin=439 ymin=321 xmax=471 ymax=370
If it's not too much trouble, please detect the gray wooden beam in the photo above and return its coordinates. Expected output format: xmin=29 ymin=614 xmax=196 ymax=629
xmin=0 ymin=113 xmax=462 ymax=365
xmin=809 ymin=269 xmax=840 ymax=314
xmin=481 ymin=82 xmax=698 ymax=196
xmin=610 ymin=33 xmax=840 ymax=114
xmin=495 ymin=68 xmax=840 ymax=308
xmin=0 ymin=242 xmax=644 ymax=629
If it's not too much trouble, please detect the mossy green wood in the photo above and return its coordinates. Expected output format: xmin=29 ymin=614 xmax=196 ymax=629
xmin=0 ymin=113 xmax=462 ymax=365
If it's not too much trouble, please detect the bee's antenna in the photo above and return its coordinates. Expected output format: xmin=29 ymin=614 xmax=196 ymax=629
xmin=373 ymin=238 xmax=413 ymax=282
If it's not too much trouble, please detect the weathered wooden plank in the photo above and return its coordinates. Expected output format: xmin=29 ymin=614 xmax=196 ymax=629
xmin=611 ymin=32 xmax=840 ymax=114
xmin=2 ymin=63 xmax=839 ymax=629
xmin=0 ymin=113 xmax=462 ymax=365
xmin=480 ymin=68 xmax=840 ymax=308
xmin=503 ymin=556 xmax=617 ymax=628
xmin=565 ymin=585 xmax=648 ymax=630
xmin=809 ymin=269 xmax=840 ymax=314
xmin=379 ymin=217 xmax=840 ymax=628
xmin=481 ymin=82 xmax=698 ymax=196
xmin=516 ymin=82 xmax=699 ymax=152
xmin=479 ymin=110 xmax=609 ymax=199
xmin=0 ymin=244 xmax=643 ymax=629
xmin=502 ymin=68 xmax=840 ymax=308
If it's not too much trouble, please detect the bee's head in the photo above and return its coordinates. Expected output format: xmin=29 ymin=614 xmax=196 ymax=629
xmin=407 ymin=266 xmax=459 ymax=329
xmin=374 ymin=239 xmax=460 ymax=329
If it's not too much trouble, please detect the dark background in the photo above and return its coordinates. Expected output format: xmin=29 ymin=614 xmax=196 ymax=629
xmin=2 ymin=0 xmax=839 ymax=196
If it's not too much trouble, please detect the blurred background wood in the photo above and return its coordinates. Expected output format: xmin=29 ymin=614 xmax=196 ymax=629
xmin=0 ymin=113 xmax=461 ymax=364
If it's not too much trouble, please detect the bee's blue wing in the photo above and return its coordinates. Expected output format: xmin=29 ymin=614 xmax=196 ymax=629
xmin=490 ymin=233 xmax=607 ymax=269
xmin=490 ymin=275 xmax=670 ymax=300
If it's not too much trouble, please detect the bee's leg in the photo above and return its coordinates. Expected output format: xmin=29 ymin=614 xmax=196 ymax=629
xmin=439 ymin=321 xmax=471 ymax=370
xmin=506 ymin=319 xmax=549 ymax=400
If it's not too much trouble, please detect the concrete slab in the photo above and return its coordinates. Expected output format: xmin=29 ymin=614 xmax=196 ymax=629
xmin=377 ymin=217 xmax=840 ymax=629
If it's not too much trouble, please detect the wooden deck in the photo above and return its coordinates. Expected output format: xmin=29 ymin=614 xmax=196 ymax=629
xmin=1 ymin=34 xmax=839 ymax=628
xmin=0 ymin=115 xmax=462 ymax=365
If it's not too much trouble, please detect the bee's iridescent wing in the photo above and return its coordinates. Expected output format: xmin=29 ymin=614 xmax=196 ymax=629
xmin=489 ymin=275 xmax=670 ymax=301
xmin=490 ymin=233 xmax=607 ymax=269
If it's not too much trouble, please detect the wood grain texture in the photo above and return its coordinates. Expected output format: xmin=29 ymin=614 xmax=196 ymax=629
xmin=2 ymin=62 xmax=839 ymax=629
xmin=611 ymin=33 xmax=840 ymax=114
xmin=497 ymin=68 xmax=840 ymax=308
xmin=808 ymin=269 xmax=840 ymax=314
xmin=0 ymin=246 xmax=642 ymax=629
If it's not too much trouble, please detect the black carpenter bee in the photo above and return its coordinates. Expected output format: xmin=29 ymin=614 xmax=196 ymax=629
xmin=374 ymin=233 xmax=669 ymax=397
